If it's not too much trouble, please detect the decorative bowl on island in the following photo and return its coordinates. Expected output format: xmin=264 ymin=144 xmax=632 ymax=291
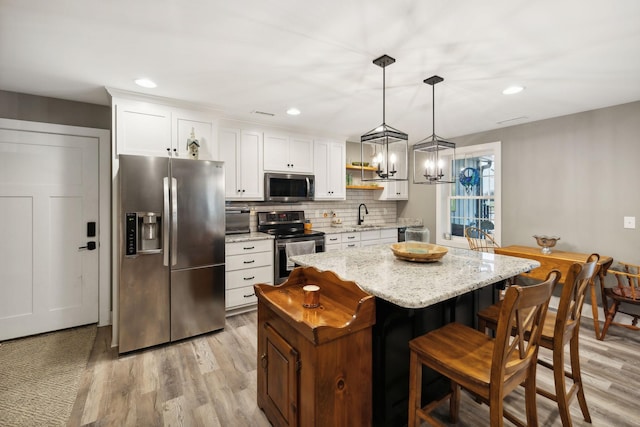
xmin=533 ymin=235 xmax=560 ymax=254
xmin=390 ymin=242 xmax=448 ymax=263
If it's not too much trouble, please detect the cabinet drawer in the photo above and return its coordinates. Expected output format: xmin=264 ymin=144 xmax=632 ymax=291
xmin=226 ymin=251 xmax=273 ymax=271
xmin=342 ymin=242 xmax=361 ymax=249
xmin=226 ymin=265 xmax=273 ymax=290
xmin=360 ymin=230 xmax=381 ymax=241
xmin=226 ymin=285 xmax=261 ymax=308
xmin=342 ymin=232 xmax=360 ymax=242
xmin=226 ymin=239 xmax=273 ymax=256
xmin=325 ymin=235 xmax=342 ymax=245
xmin=325 ymin=243 xmax=342 ymax=252
xmin=381 ymin=228 xmax=397 ymax=239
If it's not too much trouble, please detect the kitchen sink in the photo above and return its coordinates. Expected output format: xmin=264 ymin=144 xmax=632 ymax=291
xmin=353 ymin=224 xmax=380 ymax=229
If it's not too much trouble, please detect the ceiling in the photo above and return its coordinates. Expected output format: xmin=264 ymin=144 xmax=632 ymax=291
xmin=1 ymin=0 xmax=639 ymax=142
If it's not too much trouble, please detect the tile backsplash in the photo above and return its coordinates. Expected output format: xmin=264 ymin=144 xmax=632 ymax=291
xmin=227 ymin=189 xmax=397 ymax=231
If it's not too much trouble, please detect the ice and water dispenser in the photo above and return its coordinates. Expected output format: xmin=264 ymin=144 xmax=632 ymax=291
xmin=125 ymin=212 xmax=162 ymax=256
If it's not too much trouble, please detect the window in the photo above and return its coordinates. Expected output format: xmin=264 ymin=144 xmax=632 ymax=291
xmin=436 ymin=141 xmax=501 ymax=249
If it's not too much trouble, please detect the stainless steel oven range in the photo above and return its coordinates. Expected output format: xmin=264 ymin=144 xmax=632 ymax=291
xmin=257 ymin=210 xmax=325 ymax=284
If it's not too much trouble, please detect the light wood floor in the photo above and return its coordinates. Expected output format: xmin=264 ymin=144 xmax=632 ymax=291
xmin=68 ymin=311 xmax=639 ymax=426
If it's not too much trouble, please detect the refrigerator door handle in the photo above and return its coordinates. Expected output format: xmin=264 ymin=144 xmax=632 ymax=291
xmin=171 ymin=177 xmax=178 ymax=266
xmin=163 ymin=177 xmax=170 ymax=266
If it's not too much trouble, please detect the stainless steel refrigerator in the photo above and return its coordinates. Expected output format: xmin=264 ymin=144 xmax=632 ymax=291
xmin=118 ymin=154 xmax=225 ymax=353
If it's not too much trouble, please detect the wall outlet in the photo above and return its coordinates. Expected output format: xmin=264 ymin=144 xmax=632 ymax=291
xmin=624 ymin=216 xmax=636 ymax=229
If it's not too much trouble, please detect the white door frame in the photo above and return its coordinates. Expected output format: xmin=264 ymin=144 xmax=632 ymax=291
xmin=0 ymin=118 xmax=111 ymax=327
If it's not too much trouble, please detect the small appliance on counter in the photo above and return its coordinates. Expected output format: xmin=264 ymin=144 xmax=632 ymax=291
xmin=225 ymin=206 xmax=250 ymax=234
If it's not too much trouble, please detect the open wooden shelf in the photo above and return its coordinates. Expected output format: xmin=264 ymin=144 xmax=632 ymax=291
xmin=346 ymin=164 xmax=378 ymax=171
xmin=346 ymin=185 xmax=383 ymax=190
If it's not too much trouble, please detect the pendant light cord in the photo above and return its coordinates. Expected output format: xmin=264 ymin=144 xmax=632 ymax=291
xmin=432 ymin=82 xmax=436 ymax=138
xmin=382 ymin=66 xmax=386 ymax=125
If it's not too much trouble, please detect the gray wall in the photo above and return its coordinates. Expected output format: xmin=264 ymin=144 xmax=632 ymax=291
xmin=0 ymin=90 xmax=110 ymax=129
xmin=400 ymin=101 xmax=640 ymax=265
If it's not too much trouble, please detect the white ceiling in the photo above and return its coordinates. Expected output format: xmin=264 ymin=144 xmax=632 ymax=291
xmin=1 ymin=0 xmax=639 ymax=142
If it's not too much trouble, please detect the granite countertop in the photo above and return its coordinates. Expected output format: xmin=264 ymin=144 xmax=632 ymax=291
xmin=289 ymin=244 xmax=540 ymax=309
xmin=225 ymin=232 xmax=274 ymax=243
xmin=315 ymin=223 xmax=415 ymax=235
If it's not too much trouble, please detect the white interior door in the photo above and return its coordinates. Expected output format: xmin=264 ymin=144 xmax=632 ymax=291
xmin=0 ymin=128 xmax=99 ymax=340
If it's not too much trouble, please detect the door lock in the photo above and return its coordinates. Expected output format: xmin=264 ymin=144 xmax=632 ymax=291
xmin=78 ymin=241 xmax=97 ymax=251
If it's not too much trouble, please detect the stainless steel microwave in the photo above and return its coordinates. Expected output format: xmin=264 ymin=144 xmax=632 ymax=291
xmin=264 ymin=173 xmax=315 ymax=202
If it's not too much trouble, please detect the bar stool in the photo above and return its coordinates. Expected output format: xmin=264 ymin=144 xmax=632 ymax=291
xmin=477 ymin=254 xmax=599 ymax=427
xmin=408 ymin=271 xmax=559 ymax=427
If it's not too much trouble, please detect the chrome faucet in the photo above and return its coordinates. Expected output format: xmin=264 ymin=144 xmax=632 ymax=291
xmin=357 ymin=203 xmax=369 ymax=225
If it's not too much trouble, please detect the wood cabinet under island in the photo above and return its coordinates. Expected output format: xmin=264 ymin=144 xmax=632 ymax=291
xmin=289 ymin=244 xmax=539 ymax=427
xmin=254 ymin=267 xmax=376 ymax=427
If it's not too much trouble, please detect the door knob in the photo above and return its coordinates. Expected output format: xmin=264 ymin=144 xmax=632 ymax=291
xmin=78 ymin=242 xmax=97 ymax=250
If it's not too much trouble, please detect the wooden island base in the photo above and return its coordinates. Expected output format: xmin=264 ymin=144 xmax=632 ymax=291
xmin=254 ymin=267 xmax=376 ymax=427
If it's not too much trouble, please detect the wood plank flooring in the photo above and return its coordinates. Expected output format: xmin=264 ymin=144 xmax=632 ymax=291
xmin=68 ymin=311 xmax=639 ymax=426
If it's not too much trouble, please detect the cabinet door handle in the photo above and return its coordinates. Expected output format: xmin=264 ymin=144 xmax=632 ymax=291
xmin=347 ymin=236 xmax=355 ymax=240
xmin=243 ymin=246 xmax=255 ymax=250
xmin=243 ymin=292 xmax=255 ymax=298
xmin=244 ymin=276 xmax=255 ymax=281
xmin=260 ymin=353 xmax=268 ymax=369
xmin=243 ymin=260 xmax=255 ymax=264
xmin=329 ymin=238 xmax=338 ymax=241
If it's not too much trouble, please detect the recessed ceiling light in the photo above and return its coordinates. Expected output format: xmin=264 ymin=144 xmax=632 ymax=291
xmin=286 ymin=107 xmax=301 ymax=116
xmin=502 ymin=85 xmax=524 ymax=95
xmin=134 ymin=78 xmax=157 ymax=88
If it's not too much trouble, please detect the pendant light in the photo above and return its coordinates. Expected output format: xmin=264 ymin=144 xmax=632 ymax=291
xmin=412 ymin=75 xmax=456 ymax=184
xmin=360 ymin=55 xmax=408 ymax=182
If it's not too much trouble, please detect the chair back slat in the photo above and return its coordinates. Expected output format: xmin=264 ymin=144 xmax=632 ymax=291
xmin=494 ymin=270 xmax=559 ymax=379
xmin=558 ymin=254 xmax=600 ymax=338
xmin=465 ymin=226 xmax=499 ymax=253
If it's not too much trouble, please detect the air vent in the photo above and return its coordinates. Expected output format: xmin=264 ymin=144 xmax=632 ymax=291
xmin=251 ymin=110 xmax=275 ymax=117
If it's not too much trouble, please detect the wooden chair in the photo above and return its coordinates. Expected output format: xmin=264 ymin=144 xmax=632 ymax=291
xmin=408 ymin=271 xmax=558 ymax=427
xmin=465 ymin=226 xmax=499 ymax=253
xmin=477 ymin=254 xmax=599 ymax=427
xmin=601 ymin=261 xmax=640 ymax=340
xmin=465 ymin=226 xmax=515 ymax=292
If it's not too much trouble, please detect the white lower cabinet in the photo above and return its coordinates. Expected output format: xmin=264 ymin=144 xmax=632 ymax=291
xmin=360 ymin=230 xmax=381 ymax=247
xmin=379 ymin=228 xmax=399 ymax=244
xmin=325 ymin=234 xmax=342 ymax=252
xmin=341 ymin=232 xmax=361 ymax=249
xmin=325 ymin=228 xmax=399 ymax=251
xmin=225 ymin=239 xmax=273 ymax=313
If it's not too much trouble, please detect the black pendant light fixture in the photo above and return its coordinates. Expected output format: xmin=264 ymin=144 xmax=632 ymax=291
xmin=360 ymin=55 xmax=408 ymax=182
xmin=412 ymin=75 xmax=456 ymax=184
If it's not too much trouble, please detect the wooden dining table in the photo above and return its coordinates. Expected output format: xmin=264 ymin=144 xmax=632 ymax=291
xmin=494 ymin=245 xmax=614 ymax=340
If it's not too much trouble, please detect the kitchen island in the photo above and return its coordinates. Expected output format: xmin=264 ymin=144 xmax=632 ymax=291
xmin=290 ymin=244 xmax=539 ymax=427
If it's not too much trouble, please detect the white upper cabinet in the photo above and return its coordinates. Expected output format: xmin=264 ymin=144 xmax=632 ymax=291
xmin=314 ymin=139 xmax=346 ymax=200
xmin=219 ymin=128 xmax=263 ymax=200
xmin=115 ymin=99 xmax=172 ymax=157
xmin=375 ymin=147 xmax=408 ymax=200
xmin=263 ymin=133 xmax=313 ymax=173
xmin=375 ymin=179 xmax=409 ymax=200
xmin=173 ymin=108 xmax=217 ymax=160
xmin=111 ymin=93 xmax=218 ymax=160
